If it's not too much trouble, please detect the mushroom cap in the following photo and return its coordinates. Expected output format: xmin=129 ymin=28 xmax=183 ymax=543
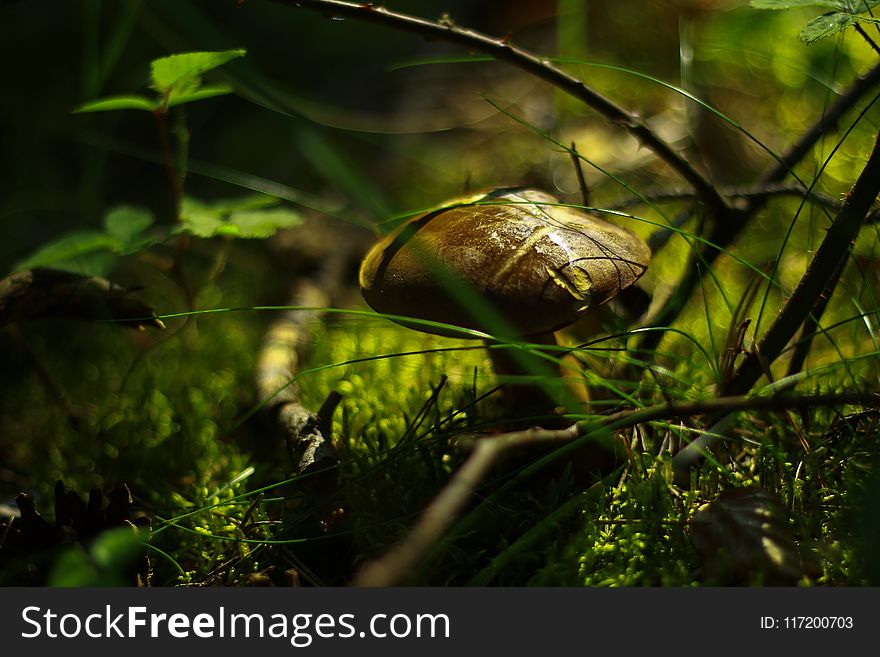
xmin=359 ymin=188 xmax=651 ymax=338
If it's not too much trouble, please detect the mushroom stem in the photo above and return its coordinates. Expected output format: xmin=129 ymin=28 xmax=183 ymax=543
xmin=485 ymin=332 xmax=576 ymax=418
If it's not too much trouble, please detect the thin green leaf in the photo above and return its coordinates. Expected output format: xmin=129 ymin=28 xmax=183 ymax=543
xmin=15 ymin=231 xmax=120 ymax=272
xmin=752 ymin=0 xmax=839 ymax=8
xmin=799 ymin=11 xmax=859 ymax=43
xmin=297 ymin=129 xmax=391 ymax=219
xmin=104 ymin=205 xmax=154 ymax=241
xmin=150 ymin=48 xmax=246 ymax=93
xmin=73 ymin=94 xmax=157 ymax=113
xmin=103 ymin=205 xmax=155 ymax=254
xmin=166 ymin=83 xmax=234 ymax=108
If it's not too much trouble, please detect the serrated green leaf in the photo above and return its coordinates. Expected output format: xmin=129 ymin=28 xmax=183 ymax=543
xmin=15 ymin=231 xmax=120 ymax=273
xmin=800 ymin=11 xmax=859 ymax=42
xmin=752 ymin=1 xmax=836 ymax=8
xmin=73 ymin=95 xmax=157 ymax=113
xmin=150 ymin=49 xmax=246 ymax=94
xmin=179 ymin=197 xmax=222 ymax=238
xmin=14 ymin=204 xmax=158 ymax=276
xmin=227 ymin=207 xmax=303 ymax=238
xmin=179 ymin=195 xmax=301 ymax=239
xmin=844 ymin=0 xmax=880 ymax=10
xmin=167 ymin=83 xmax=235 ymax=109
xmin=168 ymin=75 xmax=202 ymax=99
xmin=751 ymin=0 xmax=878 ymax=10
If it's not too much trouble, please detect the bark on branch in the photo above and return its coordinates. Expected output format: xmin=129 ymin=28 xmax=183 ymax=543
xmin=0 ymin=268 xmax=164 ymax=331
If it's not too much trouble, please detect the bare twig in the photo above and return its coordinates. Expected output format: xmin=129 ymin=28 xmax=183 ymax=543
xmin=153 ymin=108 xmax=183 ymax=219
xmin=353 ymin=389 xmax=878 ymax=586
xmin=610 ymin=182 xmax=850 ymax=214
xmin=279 ymin=0 xmax=880 ymax=374
xmin=855 ymin=23 xmax=880 ymax=57
xmin=353 ymin=422 xmax=583 ymax=587
xmin=570 ymin=142 xmax=590 ymax=207
xmin=754 ymin=67 xmax=880 ymax=195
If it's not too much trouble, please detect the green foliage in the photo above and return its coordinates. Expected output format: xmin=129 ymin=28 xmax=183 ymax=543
xmin=178 ymin=194 xmax=302 ymax=239
xmin=800 ymin=12 xmax=863 ymax=43
xmin=14 ymin=205 xmax=155 ymax=275
xmin=75 ymin=48 xmax=245 ymax=114
xmin=154 ymin=473 xmax=269 ymax=586
xmin=14 ymin=193 xmax=301 ymax=274
xmin=751 ymin=0 xmax=880 ymax=43
xmin=150 ymin=49 xmax=244 ymax=94
xmin=751 ymin=1 xmax=879 ymax=9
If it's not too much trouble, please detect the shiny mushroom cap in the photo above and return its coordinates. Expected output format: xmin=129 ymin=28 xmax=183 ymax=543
xmin=359 ymin=188 xmax=651 ymax=338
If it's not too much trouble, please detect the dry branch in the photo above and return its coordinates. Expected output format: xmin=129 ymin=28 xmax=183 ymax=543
xmin=255 ymin=278 xmax=340 ymax=474
xmin=254 ymin=216 xmax=368 ymax=473
xmin=0 ymin=268 xmax=164 ymax=331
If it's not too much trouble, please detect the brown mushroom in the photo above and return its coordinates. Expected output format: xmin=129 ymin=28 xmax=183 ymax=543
xmin=358 ymin=187 xmax=651 ymax=411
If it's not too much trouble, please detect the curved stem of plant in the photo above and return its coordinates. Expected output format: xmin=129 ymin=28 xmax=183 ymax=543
xmin=153 ymin=108 xmax=196 ymax=309
xmin=153 ymin=109 xmax=183 ymax=219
